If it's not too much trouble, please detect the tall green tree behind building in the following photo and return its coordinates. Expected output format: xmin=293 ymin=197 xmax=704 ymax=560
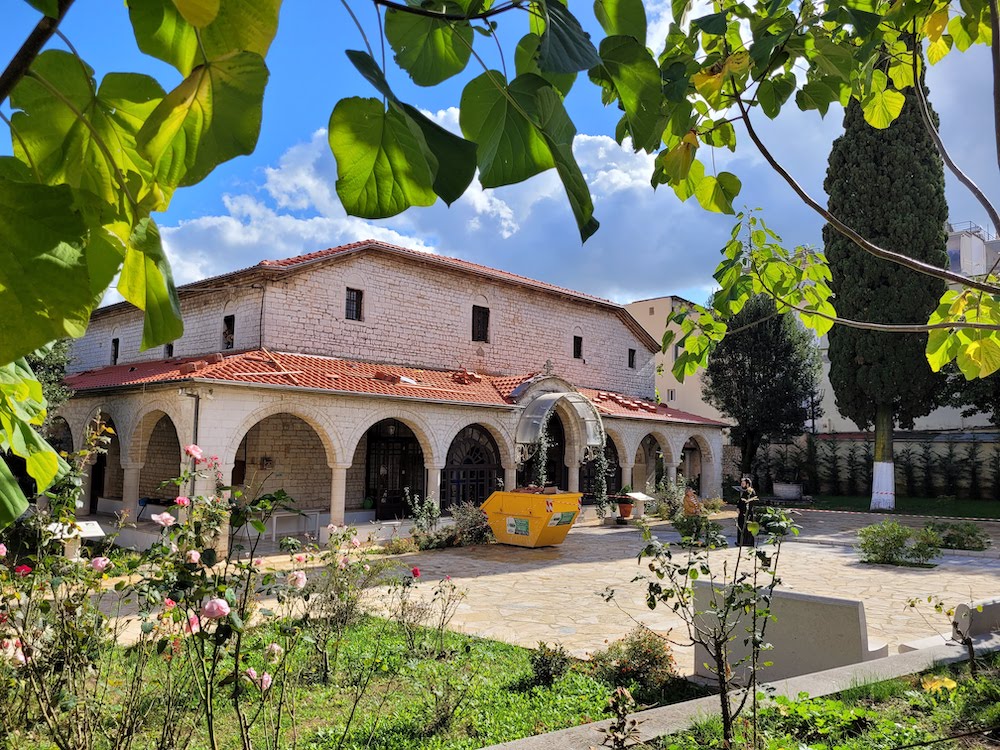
xmin=823 ymin=65 xmax=949 ymax=510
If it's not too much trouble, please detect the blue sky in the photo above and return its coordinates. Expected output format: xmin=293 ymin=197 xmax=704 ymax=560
xmin=3 ymin=2 xmax=997 ymax=306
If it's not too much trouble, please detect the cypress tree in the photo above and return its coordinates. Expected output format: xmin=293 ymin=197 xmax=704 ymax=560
xmin=823 ymin=59 xmax=948 ymax=510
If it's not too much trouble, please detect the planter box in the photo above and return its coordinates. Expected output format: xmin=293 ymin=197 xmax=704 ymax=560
xmin=773 ymin=482 xmax=803 ymax=501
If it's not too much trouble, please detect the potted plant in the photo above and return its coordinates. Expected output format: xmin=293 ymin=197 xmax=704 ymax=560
xmin=617 ymin=485 xmax=634 ymax=519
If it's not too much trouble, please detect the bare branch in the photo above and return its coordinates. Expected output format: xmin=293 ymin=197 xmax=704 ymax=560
xmin=371 ymin=0 xmax=525 ymax=22
xmin=733 ymin=94 xmax=1000 ymax=295
xmin=0 ymin=0 xmax=74 ymax=108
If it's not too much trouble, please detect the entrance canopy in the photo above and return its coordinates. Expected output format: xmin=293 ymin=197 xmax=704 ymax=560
xmin=515 ymin=391 xmax=604 ymax=464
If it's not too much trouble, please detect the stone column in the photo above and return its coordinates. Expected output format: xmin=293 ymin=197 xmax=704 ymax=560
xmin=566 ymin=460 xmax=581 ymax=492
xmin=426 ymin=463 xmax=445 ymax=509
xmin=122 ymin=462 xmax=143 ymax=522
xmin=503 ymin=464 xmax=518 ymax=493
xmin=666 ymin=461 xmax=679 ymax=484
xmin=619 ymin=461 xmax=634 ymax=493
xmin=329 ymin=463 xmax=349 ymax=527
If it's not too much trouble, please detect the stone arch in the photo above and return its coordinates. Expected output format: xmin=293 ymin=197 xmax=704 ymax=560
xmin=87 ymin=410 xmax=124 ymax=512
xmin=439 ymin=416 xmax=514 ymax=469
xmin=677 ymin=431 xmax=717 ymax=495
xmin=230 ymin=412 xmax=333 ymax=511
xmin=46 ymin=417 xmax=73 ymax=455
xmin=346 ymin=407 xmax=439 ymax=467
xmin=514 ymin=389 xmax=604 ymax=466
xmin=224 ymin=402 xmax=344 ymax=468
xmin=125 ymin=401 xmax=189 ymax=460
xmin=135 ymin=413 xmax=183 ymax=501
xmin=80 ymin=402 xmax=131 ymax=457
xmin=601 ymin=423 xmax=629 ymax=465
xmin=632 ymin=430 xmax=675 ymax=492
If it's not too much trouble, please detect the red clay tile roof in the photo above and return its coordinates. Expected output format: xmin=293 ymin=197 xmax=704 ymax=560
xmin=65 ymin=350 xmax=726 ymax=426
xmin=90 ymin=239 xmax=659 ymax=352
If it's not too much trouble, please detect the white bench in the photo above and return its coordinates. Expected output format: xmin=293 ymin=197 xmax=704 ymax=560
xmin=693 ymin=581 xmax=888 ymax=682
xmin=898 ymin=596 xmax=1000 ymax=653
xmin=267 ymin=510 xmax=322 ymax=542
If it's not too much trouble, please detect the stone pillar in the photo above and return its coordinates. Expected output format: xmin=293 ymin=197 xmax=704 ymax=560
xmin=666 ymin=461 xmax=679 ymax=485
xmin=566 ymin=460 xmax=581 ymax=492
xmin=122 ymin=462 xmax=143 ymax=522
xmin=426 ymin=463 xmax=445 ymax=509
xmin=329 ymin=463 xmax=349 ymax=527
xmin=619 ymin=461 xmax=634 ymax=493
xmin=503 ymin=465 xmax=518 ymax=493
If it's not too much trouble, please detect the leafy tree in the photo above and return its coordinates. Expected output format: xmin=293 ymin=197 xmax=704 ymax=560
xmin=823 ymin=75 xmax=948 ymax=510
xmin=702 ymin=295 xmax=821 ymax=475
xmin=25 ymin=341 xmax=73 ymax=429
xmin=947 ymin=370 xmax=1000 ymax=427
xmin=2 ymin=0 xmax=1000 ymax=526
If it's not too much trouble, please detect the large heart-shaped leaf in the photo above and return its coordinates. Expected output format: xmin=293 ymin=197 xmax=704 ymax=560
xmin=137 ymin=50 xmax=268 ymax=188
xmin=0 ymin=179 xmax=94 ymax=362
xmin=861 ymin=70 xmax=905 ymax=129
xmin=515 ymin=33 xmax=577 ymax=97
xmin=329 ymin=97 xmax=438 ymax=218
xmin=384 ymin=8 xmax=473 ymax=86
xmin=694 ymin=171 xmax=740 ymax=214
xmin=594 ymin=35 xmax=667 ymax=152
xmin=11 ymin=51 xmax=165 ymax=208
xmin=593 ymin=0 xmax=647 ymax=41
xmin=538 ymin=0 xmax=601 ymax=73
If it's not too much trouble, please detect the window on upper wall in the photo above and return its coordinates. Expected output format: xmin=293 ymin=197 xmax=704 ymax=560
xmin=164 ymin=343 xmax=174 ymax=358
xmin=667 ymin=389 xmax=676 ymax=402
xmin=472 ymin=305 xmax=490 ymax=342
xmin=111 ymin=338 xmax=120 ymax=366
xmin=222 ymin=315 xmax=235 ymax=350
xmin=573 ymin=335 xmax=583 ymax=359
xmin=345 ymin=288 xmax=363 ymax=321
xmin=628 ymin=348 xmax=636 ymax=369
xmin=648 ymin=306 xmax=655 ymax=315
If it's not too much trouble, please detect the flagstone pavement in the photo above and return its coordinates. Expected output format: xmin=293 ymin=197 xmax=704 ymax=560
xmin=386 ymin=510 xmax=1000 ymax=674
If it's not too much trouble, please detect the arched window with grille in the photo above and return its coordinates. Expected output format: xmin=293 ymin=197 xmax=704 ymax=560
xmin=442 ymin=425 xmax=501 ymax=510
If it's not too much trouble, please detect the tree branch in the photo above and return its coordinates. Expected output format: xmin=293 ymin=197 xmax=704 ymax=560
xmin=371 ymin=0 xmax=525 ymax=21
xmin=733 ymin=95 xmax=1000 ymax=295
xmin=0 ymin=0 xmax=75 ymax=108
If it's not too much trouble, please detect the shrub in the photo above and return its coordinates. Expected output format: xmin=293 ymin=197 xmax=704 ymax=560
xmin=925 ymin=521 xmax=991 ymax=551
xmin=451 ymin=501 xmax=494 ymax=546
xmin=382 ymin=536 xmax=419 ymax=555
xmin=413 ymin=527 xmax=460 ymax=550
xmin=589 ymin=626 xmax=678 ymax=704
xmin=530 ymin=642 xmax=571 ymax=687
xmin=856 ymin=520 xmax=941 ymax=565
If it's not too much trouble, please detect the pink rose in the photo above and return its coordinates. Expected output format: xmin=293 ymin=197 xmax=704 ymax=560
xmin=200 ymin=598 xmax=231 ymax=620
xmin=264 ymin=642 xmax=283 ymax=663
xmin=245 ymin=666 xmax=258 ymax=681
xmin=14 ymin=565 xmax=31 ymax=577
xmin=350 ymin=537 xmax=361 ymax=548
xmin=327 ymin=524 xmax=338 ymax=533
xmin=185 ymin=614 xmax=201 ymax=634
xmin=287 ymin=570 xmax=307 ymax=590
xmin=338 ymin=556 xmax=349 ymax=569
xmin=174 ymin=496 xmax=191 ymax=507
xmin=186 ymin=550 xmax=201 ymax=565
xmin=294 ymin=553 xmax=306 ymax=563
xmin=259 ymin=672 xmax=273 ymax=691
xmin=0 ymin=543 xmax=7 ymax=557
xmin=411 ymin=567 xmax=420 ymax=579
xmin=90 ymin=556 xmax=112 ymax=573
xmin=363 ymin=564 xmax=371 ymax=572
xmin=164 ymin=598 xmax=177 ymax=610
xmin=152 ymin=512 xmax=176 ymax=527
xmin=253 ymin=558 xmax=264 ymax=567
xmin=184 ymin=444 xmax=204 ymax=460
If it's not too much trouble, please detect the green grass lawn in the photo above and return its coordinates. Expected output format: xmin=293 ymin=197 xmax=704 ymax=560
xmin=798 ymin=495 xmax=1000 ymax=519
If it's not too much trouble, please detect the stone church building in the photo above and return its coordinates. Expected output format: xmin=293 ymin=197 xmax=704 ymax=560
xmin=55 ymin=240 xmax=725 ymax=536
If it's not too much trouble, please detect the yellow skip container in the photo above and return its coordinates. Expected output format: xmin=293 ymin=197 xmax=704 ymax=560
xmin=480 ymin=491 xmax=583 ymax=547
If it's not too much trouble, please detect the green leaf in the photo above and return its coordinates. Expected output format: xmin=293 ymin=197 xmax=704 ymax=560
xmin=795 ymin=79 xmax=839 ymax=115
xmin=927 ymin=35 xmax=952 ymax=65
xmin=0 ymin=180 xmax=95 ymax=362
xmin=11 ymin=51 xmax=166 ymax=208
xmin=593 ymin=0 xmax=647 ymax=41
xmin=538 ymin=0 xmax=601 ymax=74
xmin=0 ymin=457 xmax=28 ymax=530
xmin=118 ymin=218 xmax=184 ymax=350
xmin=948 ymin=13 xmax=975 ymax=51
xmin=384 ymin=9 xmax=473 ymax=86
xmin=654 ymin=132 xmax=698 ymax=184
xmin=694 ymin=171 xmax=740 ymax=214
xmin=926 ymin=328 xmax=960 ymax=372
xmin=138 ymin=50 xmax=269 ymax=189
xmin=957 ymin=336 xmax=1000 ymax=379
xmin=24 ymin=0 xmax=59 ymax=16
xmin=460 ymin=72 xmax=554 ymax=187
xmin=669 ymin=157 xmax=704 ymax=201
xmin=129 ymin=0 xmax=280 ymax=77
xmin=595 ymin=36 xmax=666 ymax=152
xmin=861 ymin=70 xmax=905 ymax=129
xmin=692 ymin=12 xmax=727 ymax=35
xmin=329 ymin=98 xmax=437 ymax=218
xmin=515 ymin=33 xmax=577 ymax=96
xmin=756 ymin=72 xmax=795 ymax=119
xmin=172 ymin=0 xmax=220 ymax=27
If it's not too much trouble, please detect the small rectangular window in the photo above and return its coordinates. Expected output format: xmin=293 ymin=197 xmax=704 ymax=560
xmin=648 ymin=306 xmax=655 ymax=315
xmin=472 ymin=305 xmax=490 ymax=343
xmin=573 ymin=335 xmax=583 ymax=359
xmin=667 ymin=389 xmax=676 ymax=402
xmin=345 ymin=288 xmax=363 ymax=321
xmin=111 ymin=338 xmax=120 ymax=366
xmin=628 ymin=348 xmax=636 ymax=369
xmin=223 ymin=315 xmax=235 ymax=350
xmin=164 ymin=343 xmax=174 ymax=358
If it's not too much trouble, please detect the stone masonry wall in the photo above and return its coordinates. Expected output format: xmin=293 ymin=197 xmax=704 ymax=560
xmin=138 ymin=416 xmax=181 ymax=500
xmin=236 ymin=414 xmax=331 ymax=510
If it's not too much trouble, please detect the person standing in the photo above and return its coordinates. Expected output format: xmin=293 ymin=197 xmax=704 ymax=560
xmin=737 ymin=476 xmax=757 ymax=548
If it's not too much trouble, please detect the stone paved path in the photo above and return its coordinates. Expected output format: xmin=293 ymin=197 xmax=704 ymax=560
xmin=389 ymin=512 xmax=1000 ymax=674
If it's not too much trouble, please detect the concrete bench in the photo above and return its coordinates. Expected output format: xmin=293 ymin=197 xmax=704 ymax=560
xmin=693 ymin=581 xmax=888 ymax=683
xmin=897 ymin=597 xmax=1000 ymax=653
xmin=267 ymin=510 xmax=322 ymax=542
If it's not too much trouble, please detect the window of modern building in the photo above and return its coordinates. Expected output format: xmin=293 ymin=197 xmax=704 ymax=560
xmin=111 ymin=338 xmax=119 ymax=366
xmin=472 ymin=305 xmax=490 ymax=343
xmin=164 ymin=342 xmax=174 ymax=358
xmin=346 ymin=288 xmax=364 ymax=321
xmin=628 ymin=348 xmax=636 ymax=369
xmin=667 ymin=389 xmax=676 ymax=402
xmin=223 ymin=315 xmax=235 ymax=350
xmin=573 ymin=335 xmax=583 ymax=359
